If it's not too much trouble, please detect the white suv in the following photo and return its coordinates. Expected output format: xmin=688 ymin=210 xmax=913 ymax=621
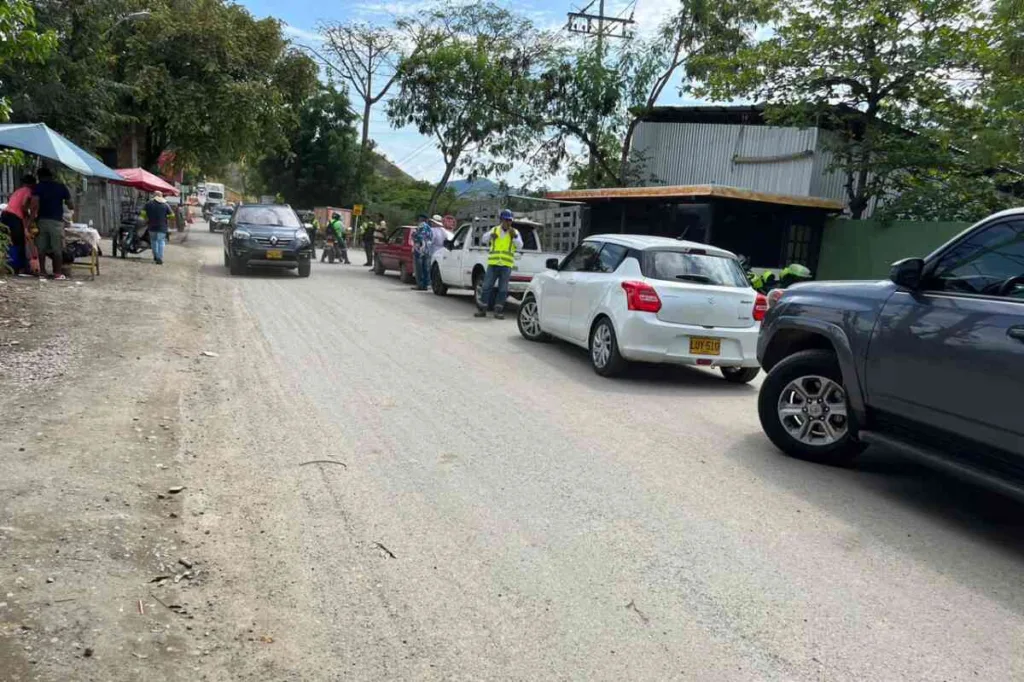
xmin=517 ymin=235 xmax=766 ymax=382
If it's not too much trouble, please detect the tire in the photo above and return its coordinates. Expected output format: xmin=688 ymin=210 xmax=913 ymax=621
xmin=517 ymin=295 xmax=549 ymax=342
xmin=297 ymin=259 xmax=311 ymax=278
xmin=328 ymin=249 xmax=335 ymax=264
xmin=431 ymin=264 xmax=448 ymax=296
xmin=757 ymin=349 xmax=865 ymax=465
xmin=229 ymin=256 xmax=244 ymax=276
xmin=721 ymin=366 xmax=760 ymax=384
xmin=399 ymin=261 xmax=414 ymax=284
xmin=589 ymin=317 xmax=627 ymax=377
xmin=373 ymin=255 xmax=385 ymax=276
xmin=473 ymin=269 xmax=485 ymax=307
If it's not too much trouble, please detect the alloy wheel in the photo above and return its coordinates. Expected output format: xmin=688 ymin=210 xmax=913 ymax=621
xmin=591 ymin=323 xmax=612 ymax=368
xmin=777 ymin=375 xmax=849 ymax=446
xmin=520 ymin=300 xmax=541 ymax=337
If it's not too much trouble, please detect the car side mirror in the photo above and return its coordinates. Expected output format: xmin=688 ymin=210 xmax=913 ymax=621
xmin=546 ymin=258 xmax=560 ymax=270
xmin=890 ymin=257 xmax=924 ymax=290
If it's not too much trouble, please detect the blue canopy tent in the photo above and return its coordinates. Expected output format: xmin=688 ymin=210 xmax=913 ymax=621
xmin=0 ymin=123 xmax=122 ymax=180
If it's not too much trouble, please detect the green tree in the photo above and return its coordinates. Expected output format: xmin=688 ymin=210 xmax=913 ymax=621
xmin=532 ymin=0 xmax=771 ymax=189
xmin=0 ymin=0 xmax=56 ymax=122
xmin=387 ymin=2 xmax=542 ymax=212
xmin=692 ymin=0 xmax=991 ymax=218
xmin=122 ymin=0 xmax=319 ymax=175
xmin=254 ymin=85 xmax=362 ymax=208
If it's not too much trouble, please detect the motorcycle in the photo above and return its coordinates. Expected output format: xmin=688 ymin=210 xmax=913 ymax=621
xmin=115 ymin=219 xmax=153 ymax=258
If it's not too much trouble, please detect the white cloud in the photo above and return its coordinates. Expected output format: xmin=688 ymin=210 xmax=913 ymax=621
xmin=282 ymin=23 xmax=321 ymax=44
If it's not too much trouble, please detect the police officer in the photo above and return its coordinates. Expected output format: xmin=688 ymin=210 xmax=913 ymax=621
xmin=779 ymin=263 xmax=813 ymax=289
xmin=321 ymin=212 xmax=350 ymax=264
xmin=474 ymin=209 xmax=523 ymax=320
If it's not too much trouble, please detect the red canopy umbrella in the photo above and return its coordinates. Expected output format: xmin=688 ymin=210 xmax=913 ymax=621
xmin=115 ymin=168 xmax=180 ymax=195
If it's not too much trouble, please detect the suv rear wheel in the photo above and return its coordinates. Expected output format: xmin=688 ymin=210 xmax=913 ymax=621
xmin=758 ymin=349 xmax=864 ymax=464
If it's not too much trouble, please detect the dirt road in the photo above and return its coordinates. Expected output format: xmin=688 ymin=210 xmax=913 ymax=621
xmin=3 ymin=228 xmax=1024 ymax=681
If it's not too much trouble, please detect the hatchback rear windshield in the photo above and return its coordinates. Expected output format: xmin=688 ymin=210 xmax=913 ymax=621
xmin=235 ymin=206 xmax=302 ymax=228
xmin=207 ymin=191 xmax=224 ymax=200
xmin=648 ymin=250 xmax=749 ymax=287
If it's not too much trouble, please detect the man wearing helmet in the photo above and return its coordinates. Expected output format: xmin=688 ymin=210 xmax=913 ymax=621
xmin=321 ymin=212 xmax=350 ymax=264
xmin=474 ymin=209 xmax=523 ymax=320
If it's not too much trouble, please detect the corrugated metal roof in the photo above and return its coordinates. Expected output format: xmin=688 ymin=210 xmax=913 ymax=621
xmin=633 ymin=122 xmax=819 ymax=197
xmin=544 ymin=184 xmax=843 ymax=210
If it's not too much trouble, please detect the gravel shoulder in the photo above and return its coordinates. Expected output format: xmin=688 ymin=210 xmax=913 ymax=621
xmin=0 ymin=235 xmax=213 ymax=681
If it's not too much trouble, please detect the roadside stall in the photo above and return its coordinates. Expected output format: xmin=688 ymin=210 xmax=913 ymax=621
xmin=0 ymin=123 xmax=122 ymax=278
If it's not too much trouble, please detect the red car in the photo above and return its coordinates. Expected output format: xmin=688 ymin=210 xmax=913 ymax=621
xmin=372 ymin=226 xmax=417 ymax=283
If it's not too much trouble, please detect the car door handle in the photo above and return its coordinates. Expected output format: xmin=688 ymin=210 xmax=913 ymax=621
xmin=1008 ymin=326 xmax=1024 ymax=342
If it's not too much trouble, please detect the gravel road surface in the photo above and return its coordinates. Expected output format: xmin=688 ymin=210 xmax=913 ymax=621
xmin=4 ymin=228 xmax=1024 ymax=681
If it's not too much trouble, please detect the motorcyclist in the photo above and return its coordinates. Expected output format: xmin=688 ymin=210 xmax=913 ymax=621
xmin=779 ymin=263 xmax=813 ymax=289
xmin=750 ymin=269 xmax=778 ymax=293
xmin=321 ymin=212 xmax=350 ymax=264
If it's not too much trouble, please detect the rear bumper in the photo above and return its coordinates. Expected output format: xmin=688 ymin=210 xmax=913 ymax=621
xmin=617 ymin=314 xmax=760 ymax=367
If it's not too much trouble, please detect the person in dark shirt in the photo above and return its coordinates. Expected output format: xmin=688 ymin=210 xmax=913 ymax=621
xmin=143 ymin=191 xmax=173 ymax=264
xmin=29 ymin=167 xmax=73 ymax=280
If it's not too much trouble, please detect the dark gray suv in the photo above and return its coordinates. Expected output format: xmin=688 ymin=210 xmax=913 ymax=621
xmin=757 ymin=210 xmax=1024 ymax=497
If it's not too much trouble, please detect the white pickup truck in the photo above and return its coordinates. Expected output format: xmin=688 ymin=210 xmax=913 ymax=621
xmin=429 ymin=219 xmax=565 ymax=300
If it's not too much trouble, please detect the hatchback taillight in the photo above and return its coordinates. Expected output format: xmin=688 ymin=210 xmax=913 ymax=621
xmin=621 ymin=281 xmax=662 ymax=313
xmin=753 ymin=292 xmax=768 ymax=321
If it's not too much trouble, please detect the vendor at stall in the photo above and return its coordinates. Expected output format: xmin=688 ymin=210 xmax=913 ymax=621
xmin=1 ymin=174 xmax=36 ymax=275
xmin=29 ymin=167 xmax=73 ymax=280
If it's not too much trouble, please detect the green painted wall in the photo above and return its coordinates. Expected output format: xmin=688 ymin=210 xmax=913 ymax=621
xmin=817 ymin=219 xmax=970 ymax=280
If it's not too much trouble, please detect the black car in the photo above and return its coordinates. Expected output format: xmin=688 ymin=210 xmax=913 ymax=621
xmin=223 ymin=204 xmax=313 ymax=277
xmin=756 ymin=209 xmax=1024 ymax=498
xmin=208 ymin=205 xmax=234 ymax=232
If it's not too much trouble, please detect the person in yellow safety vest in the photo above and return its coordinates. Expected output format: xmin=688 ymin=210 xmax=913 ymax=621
xmin=474 ymin=208 xmax=523 ymax=320
xmin=750 ymin=269 xmax=778 ymax=293
xmin=779 ymin=262 xmax=813 ymax=288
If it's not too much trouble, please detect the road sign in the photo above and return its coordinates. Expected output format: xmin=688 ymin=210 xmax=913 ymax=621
xmin=443 ymin=214 xmax=456 ymax=230
xmin=352 ymin=204 xmax=363 ymax=216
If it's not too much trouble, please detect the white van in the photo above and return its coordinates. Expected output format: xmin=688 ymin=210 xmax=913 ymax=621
xmin=204 ymin=183 xmax=226 ymax=207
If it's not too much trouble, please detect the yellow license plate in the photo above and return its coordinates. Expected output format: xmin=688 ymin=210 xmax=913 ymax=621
xmin=265 ymin=249 xmax=283 ymax=259
xmin=689 ymin=337 xmax=721 ymax=356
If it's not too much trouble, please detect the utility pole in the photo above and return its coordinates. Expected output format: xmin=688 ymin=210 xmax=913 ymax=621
xmin=566 ymin=1 xmax=634 ymax=188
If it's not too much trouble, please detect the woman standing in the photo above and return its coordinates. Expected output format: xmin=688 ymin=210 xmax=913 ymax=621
xmin=1 ymin=174 xmax=37 ymax=275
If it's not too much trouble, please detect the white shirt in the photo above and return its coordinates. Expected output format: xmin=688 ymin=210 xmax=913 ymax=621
xmin=480 ymin=225 xmax=524 ymax=250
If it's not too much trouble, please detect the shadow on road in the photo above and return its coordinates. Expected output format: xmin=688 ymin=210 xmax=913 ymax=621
xmin=506 ymin=334 xmax=757 ymax=396
xmin=198 ymin=262 xmax=301 ymax=280
xmin=726 ymin=432 xmax=1024 ymax=617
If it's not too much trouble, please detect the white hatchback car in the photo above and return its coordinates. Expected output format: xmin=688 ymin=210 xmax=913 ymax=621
xmin=517 ymin=235 xmax=766 ymax=382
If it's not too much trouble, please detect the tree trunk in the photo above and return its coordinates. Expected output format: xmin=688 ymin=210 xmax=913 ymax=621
xmin=619 ymin=117 xmax=640 ymax=185
xmin=428 ymin=161 xmax=458 ymax=214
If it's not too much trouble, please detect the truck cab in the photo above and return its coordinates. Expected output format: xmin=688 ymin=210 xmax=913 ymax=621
xmin=431 ymin=218 xmax=562 ymax=299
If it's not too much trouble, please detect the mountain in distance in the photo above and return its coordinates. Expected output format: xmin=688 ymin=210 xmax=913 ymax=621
xmin=371 ymin=151 xmax=416 ymax=183
xmin=447 ymin=177 xmax=500 ymax=196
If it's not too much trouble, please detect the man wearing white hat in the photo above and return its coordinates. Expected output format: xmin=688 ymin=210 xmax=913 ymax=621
xmin=143 ymin=191 xmax=173 ymax=265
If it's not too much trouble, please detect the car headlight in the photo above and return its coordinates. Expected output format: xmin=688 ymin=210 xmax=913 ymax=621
xmin=294 ymin=229 xmax=310 ymax=245
xmin=232 ymin=229 xmax=251 ymax=241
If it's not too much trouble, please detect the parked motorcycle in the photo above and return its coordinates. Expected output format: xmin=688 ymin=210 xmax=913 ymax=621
xmin=116 ymin=219 xmax=153 ymax=258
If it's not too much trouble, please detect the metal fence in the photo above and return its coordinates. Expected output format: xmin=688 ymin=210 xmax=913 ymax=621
xmin=0 ymin=161 xmax=126 ymax=236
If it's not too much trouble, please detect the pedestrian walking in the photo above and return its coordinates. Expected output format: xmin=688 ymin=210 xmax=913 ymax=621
xmin=412 ymin=213 xmax=433 ymax=290
xmin=474 ymin=209 xmax=522 ymax=319
xmin=143 ymin=191 xmax=173 ymax=264
xmin=1 ymin=174 xmax=36 ymax=275
xmin=29 ymin=167 xmax=74 ymax=279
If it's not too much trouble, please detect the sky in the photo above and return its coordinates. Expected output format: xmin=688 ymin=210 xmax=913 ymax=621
xmin=236 ymin=0 xmax=696 ymax=189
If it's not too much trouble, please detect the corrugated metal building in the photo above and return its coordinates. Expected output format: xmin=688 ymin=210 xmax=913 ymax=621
xmin=631 ymin=106 xmax=872 ymax=217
